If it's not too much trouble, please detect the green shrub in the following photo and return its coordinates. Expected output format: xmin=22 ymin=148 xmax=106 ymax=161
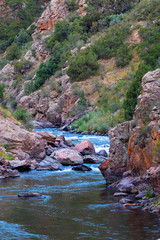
xmin=0 ymin=83 xmax=6 ymax=100
xmin=123 ymin=63 xmax=152 ymax=120
xmin=66 ymin=0 xmax=79 ymax=11
xmin=67 ymin=48 xmax=99 ymax=82
xmin=116 ymin=43 xmax=133 ymax=67
xmin=6 ymin=42 xmax=21 ymax=60
xmin=109 ymin=13 xmax=125 ymax=26
xmin=13 ymin=61 xmax=24 ymax=73
xmin=14 ymin=28 xmax=31 ymax=46
xmin=92 ymin=25 xmax=131 ymax=59
xmin=24 ymin=81 xmax=34 ymax=95
xmin=13 ymin=106 xmax=33 ymax=129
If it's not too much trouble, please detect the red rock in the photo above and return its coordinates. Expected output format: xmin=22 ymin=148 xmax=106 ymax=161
xmin=73 ymin=140 xmax=95 ymax=155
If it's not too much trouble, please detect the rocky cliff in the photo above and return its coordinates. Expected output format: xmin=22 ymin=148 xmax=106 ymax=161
xmin=99 ymin=68 xmax=160 ymax=190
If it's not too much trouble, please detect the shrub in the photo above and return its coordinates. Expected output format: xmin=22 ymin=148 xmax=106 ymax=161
xmin=13 ymin=106 xmax=33 ymax=129
xmin=66 ymin=0 xmax=79 ymax=11
xmin=24 ymin=81 xmax=34 ymax=95
xmin=92 ymin=25 xmax=131 ymax=59
xmin=123 ymin=63 xmax=152 ymax=120
xmin=0 ymin=83 xmax=5 ymax=100
xmin=6 ymin=42 xmax=21 ymax=60
xmin=109 ymin=13 xmax=125 ymax=26
xmin=14 ymin=28 xmax=31 ymax=46
xmin=67 ymin=48 xmax=99 ymax=82
xmin=13 ymin=61 xmax=24 ymax=73
xmin=116 ymin=43 xmax=133 ymax=67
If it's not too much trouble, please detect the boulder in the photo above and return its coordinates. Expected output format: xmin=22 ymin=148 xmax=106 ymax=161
xmin=37 ymin=156 xmax=62 ymax=171
xmin=83 ymin=154 xmax=106 ymax=164
xmin=18 ymin=192 xmax=42 ymax=198
xmin=72 ymin=164 xmax=92 ymax=171
xmin=51 ymin=148 xmax=83 ymax=166
xmin=73 ymin=140 xmax=95 ymax=155
xmin=38 ymin=131 xmax=56 ymax=144
xmin=0 ymin=168 xmax=20 ymax=179
xmin=10 ymin=159 xmax=31 ymax=172
xmin=97 ymin=150 xmax=108 ymax=157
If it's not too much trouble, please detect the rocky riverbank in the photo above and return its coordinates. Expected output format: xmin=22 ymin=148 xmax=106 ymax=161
xmin=0 ymin=112 xmax=108 ymax=178
xmin=99 ymin=69 xmax=160 ymax=214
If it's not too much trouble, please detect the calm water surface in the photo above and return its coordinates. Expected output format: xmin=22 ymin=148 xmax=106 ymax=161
xmin=0 ymin=129 xmax=159 ymax=240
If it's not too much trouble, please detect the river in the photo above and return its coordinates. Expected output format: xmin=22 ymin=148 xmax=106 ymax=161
xmin=0 ymin=128 xmax=159 ymax=240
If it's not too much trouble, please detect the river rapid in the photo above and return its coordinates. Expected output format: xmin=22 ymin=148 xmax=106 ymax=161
xmin=0 ymin=128 xmax=159 ymax=240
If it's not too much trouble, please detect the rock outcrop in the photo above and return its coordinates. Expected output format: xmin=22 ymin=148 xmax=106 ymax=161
xmin=99 ymin=69 xmax=160 ymax=190
xmin=34 ymin=0 xmax=86 ymax=34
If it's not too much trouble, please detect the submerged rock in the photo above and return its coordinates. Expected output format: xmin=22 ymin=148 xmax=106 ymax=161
xmin=72 ymin=164 xmax=92 ymax=171
xmin=18 ymin=192 xmax=42 ymax=198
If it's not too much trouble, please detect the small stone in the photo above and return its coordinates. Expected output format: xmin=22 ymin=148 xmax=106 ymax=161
xmin=114 ymin=192 xmax=128 ymax=197
xmin=119 ymin=198 xmax=134 ymax=204
xmin=18 ymin=192 xmax=42 ymax=198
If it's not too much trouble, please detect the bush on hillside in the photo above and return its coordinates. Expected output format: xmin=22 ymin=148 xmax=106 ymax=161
xmin=6 ymin=42 xmax=21 ymax=60
xmin=0 ymin=83 xmax=5 ymax=100
xmin=14 ymin=28 xmax=31 ymax=46
xmin=66 ymin=0 xmax=79 ymax=11
xmin=116 ymin=43 xmax=133 ymax=67
xmin=92 ymin=25 xmax=131 ymax=59
xmin=67 ymin=48 xmax=99 ymax=82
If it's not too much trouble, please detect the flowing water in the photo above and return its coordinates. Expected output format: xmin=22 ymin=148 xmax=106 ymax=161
xmin=0 ymin=128 xmax=159 ymax=240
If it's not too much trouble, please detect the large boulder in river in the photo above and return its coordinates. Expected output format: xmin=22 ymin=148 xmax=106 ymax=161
xmin=37 ymin=156 xmax=62 ymax=171
xmin=83 ymin=154 xmax=106 ymax=164
xmin=72 ymin=164 xmax=92 ymax=171
xmin=51 ymin=148 xmax=83 ymax=166
xmin=73 ymin=140 xmax=95 ymax=155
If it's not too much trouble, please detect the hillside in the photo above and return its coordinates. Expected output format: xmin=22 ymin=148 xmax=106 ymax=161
xmin=0 ymin=0 xmax=159 ymax=132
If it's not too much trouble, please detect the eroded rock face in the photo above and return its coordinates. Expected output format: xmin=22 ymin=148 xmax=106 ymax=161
xmin=0 ymin=115 xmax=46 ymax=161
xmin=35 ymin=0 xmax=86 ymax=33
xmin=127 ymin=69 xmax=160 ymax=174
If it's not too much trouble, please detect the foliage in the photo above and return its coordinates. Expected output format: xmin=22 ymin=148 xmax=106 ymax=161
xmin=0 ymin=151 xmax=14 ymax=161
xmin=67 ymin=48 xmax=99 ymax=82
xmin=92 ymin=25 xmax=131 ymax=59
xmin=116 ymin=43 xmax=133 ymax=67
xmin=14 ymin=28 xmax=31 ymax=46
xmin=66 ymin=0 xmax=78 ymax=11
xmin=6 ymin=42 xmax=21 ymax=60
xmin=13 ymin=106 xmax=33 ymax=129
xmin=123 ymin=63 xmax=152 ymax=120
xmin=123 ymin=22 xmax=160 ymax=120
xmin=13 ymin=61 xmax=24 ymax=73
xmin=0 ymin=83 xmax=6 ymax=100
xmin=24 ymin=81 xmax=34 ymax=96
